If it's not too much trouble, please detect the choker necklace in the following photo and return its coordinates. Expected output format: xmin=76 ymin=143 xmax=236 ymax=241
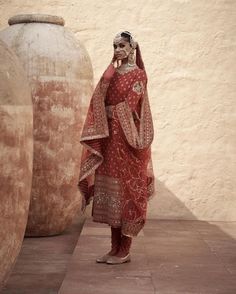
xmin=119 ymin=63 xmax=135 ymax=68
xmin=116 ymin=63 xmax=138 ymax=74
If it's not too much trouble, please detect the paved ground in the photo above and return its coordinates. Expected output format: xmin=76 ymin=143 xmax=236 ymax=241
xmin=1 ymin=214 xmax=85 ymax=294
xmin=59 ymin=218 xmax=236 ymax=294
xmin=2 ymin=217 xmax=236 ymax=294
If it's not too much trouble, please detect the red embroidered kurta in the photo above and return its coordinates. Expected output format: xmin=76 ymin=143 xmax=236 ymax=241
xmin=79 ymin=66 xmax=154 ymax=237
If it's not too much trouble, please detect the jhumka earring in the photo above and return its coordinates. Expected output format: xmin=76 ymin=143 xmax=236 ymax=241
xmin=128 ymin=50 xmax=135 ymax=67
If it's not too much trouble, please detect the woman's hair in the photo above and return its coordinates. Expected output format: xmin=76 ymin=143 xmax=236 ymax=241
xmin=120 ymin=31 xmax=132 ymax=44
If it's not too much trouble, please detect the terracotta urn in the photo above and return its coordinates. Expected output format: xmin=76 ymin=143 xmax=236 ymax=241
xmin=0 ymin=14 xmax=93 ymax=236
xmin=0 ymin=39 xmax=33 ymax=289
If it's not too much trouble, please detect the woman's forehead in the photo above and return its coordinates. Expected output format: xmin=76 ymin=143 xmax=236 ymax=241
xmin=113 ymin=36 xmax=129 ymax=45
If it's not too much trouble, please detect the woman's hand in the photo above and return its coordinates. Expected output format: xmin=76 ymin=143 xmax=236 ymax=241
xmin=111 ymin=55 xmax=122 ymax=68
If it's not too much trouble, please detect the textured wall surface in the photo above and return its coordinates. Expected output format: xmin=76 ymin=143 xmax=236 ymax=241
xmin=0 ymin=0 xmax=235 ymax=221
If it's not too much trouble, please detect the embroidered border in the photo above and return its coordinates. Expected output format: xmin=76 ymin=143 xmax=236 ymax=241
xmin=92 ymin=175 xmax=122 ymax=227
xmin=122 ymin=220 xmax=145 ymax=237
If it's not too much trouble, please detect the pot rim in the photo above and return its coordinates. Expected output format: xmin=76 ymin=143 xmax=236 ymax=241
xmin=8 ymin=14 xmax=65 ymax=26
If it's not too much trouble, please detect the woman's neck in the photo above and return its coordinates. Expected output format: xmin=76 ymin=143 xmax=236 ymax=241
xmin=121 ymin=58 xmax=128 ymax=65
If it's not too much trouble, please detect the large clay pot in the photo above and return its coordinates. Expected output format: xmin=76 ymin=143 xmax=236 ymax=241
xmin=0 ymin=14 xmax=93 ymax=236
xmin=0 ymin=40 xmax=33 ymax=289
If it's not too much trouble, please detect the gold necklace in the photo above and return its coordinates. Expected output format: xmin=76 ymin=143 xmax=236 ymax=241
xmin=116 ymin=64 xmax=138 ymax=74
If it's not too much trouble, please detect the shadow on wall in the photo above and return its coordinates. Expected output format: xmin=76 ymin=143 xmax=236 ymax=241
xmin=148 ymin=179 xmax=198 ymax=220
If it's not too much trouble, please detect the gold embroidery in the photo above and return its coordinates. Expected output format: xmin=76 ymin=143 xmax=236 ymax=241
xmin=80 ymin=79 xmax=109 ymax=139
xmin=132 ymin=81 xmax=144 ymax=95
xmin=116 ymin=90 xmax=154 ymax=150
xmin=122 ymin=220 xmax=145 ymax=237
xmin=79 ymin=78 xmax=110 ymax=183
xmin=79 ymin=154 xmax=102 ymax=181
xmin=93 ymin=175 xmax=122 ymax=227
xmin=116 ymin=65 xmax=138 ymax=75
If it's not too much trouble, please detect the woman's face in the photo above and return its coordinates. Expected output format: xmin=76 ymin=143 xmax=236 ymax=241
xmin=113 ymin=37 xmax=132 ymax=60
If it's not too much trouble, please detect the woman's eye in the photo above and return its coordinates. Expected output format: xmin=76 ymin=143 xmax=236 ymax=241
xmin=119 ymin=44 xmax=125 ymax=48
xmin=113 ymin=44 xmax=117 ymax=49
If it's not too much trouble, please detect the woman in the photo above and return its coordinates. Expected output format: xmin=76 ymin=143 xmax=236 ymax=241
xmin=78 ymin=31 xmax=154 ymax=264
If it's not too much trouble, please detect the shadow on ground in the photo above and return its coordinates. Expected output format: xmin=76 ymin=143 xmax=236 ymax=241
xmin=1 ymin=181 xmax=236 ymax=294
xmin=1 ymin=213 xmax=85 ymax=294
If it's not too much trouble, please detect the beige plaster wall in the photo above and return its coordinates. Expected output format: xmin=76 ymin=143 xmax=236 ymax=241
xmin=0 ymin=0 xmax=235 ymax=221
